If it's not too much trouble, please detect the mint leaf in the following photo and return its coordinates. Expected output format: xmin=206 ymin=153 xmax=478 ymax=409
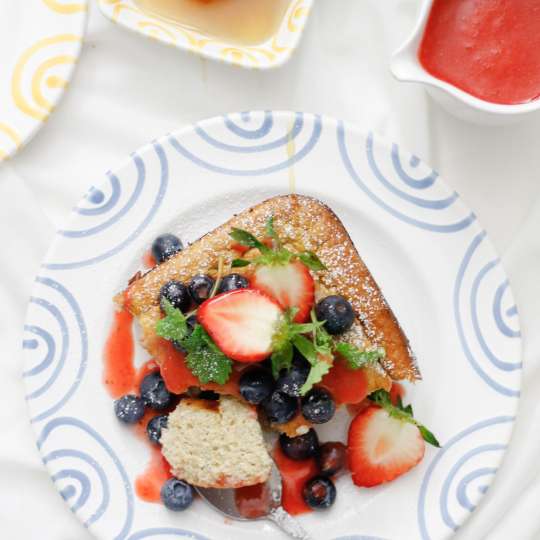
xmin=265 ymin=216 xmax=281 ymax=249
xmin=156 ymin=299 xmax=189 ymax=342
xmin=335 ymin=343 xmax=385 ymax=369
xmin=231 ymin=258 xmax=251 ymax=268
xmin=292 ymin=334 xmax=318 ymax=365
xmin=270 ymin=341 xmax=293 ymax=379
xmin=182 ymin=325 xmax=232 ymax=385
xmin=298 ymin=251 xmax=326 ymax=271
xmin=369 ymin=389 xmax=440 ymax=448
xmin=300 ymin=359 xmax=331 ymax=395
xmin=230 ymin=227 xmax=270 ymax=253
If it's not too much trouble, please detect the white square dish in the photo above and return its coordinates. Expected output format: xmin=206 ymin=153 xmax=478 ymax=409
xmin=98 ymin=0 xmax=313 ymax=69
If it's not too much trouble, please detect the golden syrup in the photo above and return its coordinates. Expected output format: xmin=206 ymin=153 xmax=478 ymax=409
xmin=134 ymin=0 xmax=291 ymax=46
xmin=286 ymin=118 xmax=296 ymax=194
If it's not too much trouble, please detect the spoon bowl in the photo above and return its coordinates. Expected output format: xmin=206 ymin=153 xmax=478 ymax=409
xmin=196 ymin=461 xmax=311 ymax=539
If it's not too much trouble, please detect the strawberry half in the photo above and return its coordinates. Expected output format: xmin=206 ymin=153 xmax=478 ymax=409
xmin=348 ymin=405 xmax=425 ymax=487
xmin=251 ymin=261 xmax=314 ymax=323
xmin=197 ymin=288 xmax=283 ymax=363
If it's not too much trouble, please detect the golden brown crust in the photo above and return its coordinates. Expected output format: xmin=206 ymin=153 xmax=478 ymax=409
xmin=119 ymin=194 xmax=419 ymax=382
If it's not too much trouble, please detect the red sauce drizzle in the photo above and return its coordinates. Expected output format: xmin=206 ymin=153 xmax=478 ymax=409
xmin=143 ymin=250 xmax=157 ymax=269
xmin=234 ymin=483 xmax=270 ymax=518
xmin=273 ymin=446 xmax=318 ymax=516
xmin=419 ymin=0 xmax=540 ymax=105
xmin=103 ymin=309 xmax=135 ymax=398
xmin=320 ymin=358 xmax=368 ymax=405
xmin=135 ymin=445 xmax=173 ymax=503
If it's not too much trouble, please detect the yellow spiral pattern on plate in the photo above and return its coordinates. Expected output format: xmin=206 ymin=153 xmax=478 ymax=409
xmin=12 ymin=34 xmax=80 ymax=121
xmin=99 ymin=0 xmax=310 ymax=68
xmin=42 ymin=0 xmax=86 ymax=14
xmin=0 ymin=124 xmax=22 ymax=160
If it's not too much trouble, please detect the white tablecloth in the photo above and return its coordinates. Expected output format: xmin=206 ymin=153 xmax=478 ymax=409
xmin=2 ymin=1 xmax=540 ymax=538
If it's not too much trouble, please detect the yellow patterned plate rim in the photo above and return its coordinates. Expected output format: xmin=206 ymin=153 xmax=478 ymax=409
xmin=97 ymin=0 xmax=313 ymax=69
xmin=0 ymin=1 xmax=87 ymax=162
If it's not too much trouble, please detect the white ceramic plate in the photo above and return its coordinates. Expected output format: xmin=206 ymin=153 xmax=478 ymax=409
xmin=0 ymin=0 xmax=87 ymax=161
xmin=97 ymin=0 xmax=312 ymax=69
xmin=23 ymin=111 xmax=522 ymax=540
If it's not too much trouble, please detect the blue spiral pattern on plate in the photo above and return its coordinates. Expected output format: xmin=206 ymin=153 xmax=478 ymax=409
xmin=337 ymin=122 xmax=476 ymax=233
xmin=333 ymin=536 xmax=388 ymax=540
xmin=454 ymin=231 xmax=521 ymax=397
xmin=23 ymin=276 xmax=87 ymax=423
xmin=127 ymin=529 xmax=210 ymax=540
xmin=44 ymin=141 xmax=168 ymax=270
xmin=418 ymin=416 xmax=514 ymax=540
xmin=169 ymin=111 xmax=322 ymax=176
xmin=76 ymin=175 xmax=122 ymax=216
xmin=38 ymin=417 xmax=134 ymax=540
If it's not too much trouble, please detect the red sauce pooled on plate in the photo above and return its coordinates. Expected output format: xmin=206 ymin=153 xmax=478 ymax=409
xmin=273 ymin=446 xmax=318 ymax=516
xmin=419 ymin=0 xmax=540 ymax=105
xmin=103 ymin=309 xmax=136 ymax=398
xmin=135 ymin=445 xmax=173 ymax=503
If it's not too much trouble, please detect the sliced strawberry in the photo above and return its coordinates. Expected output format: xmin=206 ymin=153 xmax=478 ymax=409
xmin=348 ymin=406 xmax=425 ymax=487
xmin=251 ymin=261 xmax=314 ymax=323
xmin=197 ymin=288 xmax=283 ymax=362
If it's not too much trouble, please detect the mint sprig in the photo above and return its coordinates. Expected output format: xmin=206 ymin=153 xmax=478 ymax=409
xmin=182 ymin=325 xmax=232 ymax=385
xmin=156 ymin=298 xmax=189 ymax=342
xmin=229 ymin=216 xmax=326 ymax=271
xmin=335 ymin=342 xmax=385 ymax=370
xmin=155 ymin=301 xmax=232 ymax=385
xmin=369 ymin=390 xmax=440 ymax=447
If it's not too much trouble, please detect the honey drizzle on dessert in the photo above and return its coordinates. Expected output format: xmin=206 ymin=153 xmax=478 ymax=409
xmin=133 ymin=0 xmax=291 ymax=46
xmin=286 ymin=118 xmax=296 ymax=194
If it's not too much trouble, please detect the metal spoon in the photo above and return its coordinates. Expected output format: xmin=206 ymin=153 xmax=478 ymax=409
xmin=196 ymin=461 xmax=312 ymax=539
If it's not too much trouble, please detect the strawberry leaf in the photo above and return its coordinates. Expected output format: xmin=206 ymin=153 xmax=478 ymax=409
xmin=265 ymin=216 xmax=281 ymax=249
xmin=231 ymin=258 xmax=251 ymax=268
xmin=418 ymin=426 xmax=440 ymax=447
xmin=156 ymin=299 xmax=189 ymax=342
xmin=300 ymin=359 xmax=331 ymax=395
xmin=229 ymin=227 xmax=271 ymax=253
xmin=335 ymin=343 xmax=385 ymax=369
xmin=298 ymin=251 xmax=327 ymax=271
xmin=369 ymin=389 xmax=440 ymax=448
xmin=182 ymin=325 xmax=232 ymax=385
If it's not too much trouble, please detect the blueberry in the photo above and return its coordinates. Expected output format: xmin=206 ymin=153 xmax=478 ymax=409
xmin=301 ymin=388 xmax=335 ymax=424
xmin=140 ymin=372 xmax=172 ymax=410
xmin=114 ymin=395 xmax=145 ymax=424
xmin=160 ymin=478 xmax=194 ymax=511
xmin=147 ymin=414 xmax=168 ymax=445
xmin=186 ymin=314 xmax=197 ymax=333
xmin=217 ymin=273 xmax=249 ymax=294
xmin=303 ymin=476 xmax=336 ymax=510
xmin=152 ymin=234 xmax=183 ymax=264
xmin=239 ymin=367 xmax=275 ymax=405
xmin=188 ymin=274 xmax=215 ymax=305
xmin=279 ymin=429 xmax=319 ymax=461
xmin=261 ymin=391 xmax=298 ymax=424
xmin=315 ymin=295 xmax=355 ymax=335
xmin=318 ymin=442 xmax=347 ymax=476
xmin=275 ymin=354 xmax=310 ymax=397
xmin=160 ymin=280 xmax=190 ymax=313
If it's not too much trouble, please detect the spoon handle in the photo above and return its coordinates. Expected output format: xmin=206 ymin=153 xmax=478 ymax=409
xmin=268 ymin=506 xmax=312 ymax=539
